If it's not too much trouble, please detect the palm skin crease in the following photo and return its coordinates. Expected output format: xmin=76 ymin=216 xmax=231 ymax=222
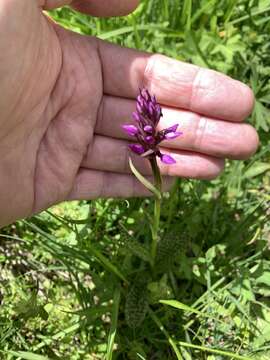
xmin=0 ymin=0 xmax=259 ymax=227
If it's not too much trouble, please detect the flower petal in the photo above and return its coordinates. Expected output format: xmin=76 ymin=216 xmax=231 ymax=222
xmin=149 ymin=103 xmax=155 ymax=117
xmin=145 ymin=135 xmax=155 ymax=144
xmin=164 ymin=131 xmax=183 ymax=140
xmin=129 ymin=144 xmax=145 ymax=155
xmin=136 ymin=102 xmax=144 ymax=114
xmin=122 ymin=125 xmax=139 ymax=136
xmin=151 ymin=95 xmax=157 ymax=104
xmin=141 ymin=88 xmax=151 ymax=101
xmin=144 ymin=125 xmax=154 ymax=133
xmin=132 ymin=112 xmax=141 ymax=123
xmin=166 ymin=124 xmax=179 ymax=133
xmin=160 ymin=153 xmax=176 ymax=164
xmin=155 ymin=105 xmax=162 ymax=121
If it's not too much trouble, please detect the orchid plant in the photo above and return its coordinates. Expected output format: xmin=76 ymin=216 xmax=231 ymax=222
xmin=122 ymin=89 xmax=182 ymax=267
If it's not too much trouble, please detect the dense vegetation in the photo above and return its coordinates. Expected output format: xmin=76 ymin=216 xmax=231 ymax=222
xmin=1 ymin=1 xmax=270 ymax=359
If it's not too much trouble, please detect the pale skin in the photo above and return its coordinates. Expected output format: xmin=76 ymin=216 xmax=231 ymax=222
xmin=0 ymin=0 xmax=259 ymax=227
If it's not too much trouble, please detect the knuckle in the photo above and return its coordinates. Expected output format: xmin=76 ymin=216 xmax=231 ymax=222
xmin=193 ymin=115 xmax=207 ymax=150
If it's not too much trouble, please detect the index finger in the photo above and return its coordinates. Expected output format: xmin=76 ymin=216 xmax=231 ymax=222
xmin=97 ymin=40 xmax=254 ymax=122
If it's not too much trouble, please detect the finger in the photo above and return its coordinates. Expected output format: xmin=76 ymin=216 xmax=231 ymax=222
xmin=40 ymin=0 xmax=72 ymax=9
xmin=97 ymin=40 xmax=254 ymax=121
xmin=71 ymin=0 xmax=139 ymax=17
xmin=96 ymin=96 xmax=259 ymax=160
xmin=82 ymin=135 xmax=225 ymax=180
xmin=68 ymin=169 xmax=173 ymax=200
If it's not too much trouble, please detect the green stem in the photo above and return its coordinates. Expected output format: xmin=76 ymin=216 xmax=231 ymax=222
xmin=150 ymin=157 xmax=162 ymax=268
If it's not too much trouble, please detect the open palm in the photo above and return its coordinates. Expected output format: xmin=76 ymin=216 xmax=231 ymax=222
xmin=0 ymin=0 xmax=258 ymax=227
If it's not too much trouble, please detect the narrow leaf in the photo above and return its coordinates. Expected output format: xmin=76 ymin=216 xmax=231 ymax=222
xmin=160 ymin=299 xmax=204 ymax=316
xmin=129 ymin=158 xmax=161 ymax=199
xmin=244 ymin=162 xmax=270 ymax=179
xmin=106 ymin=287 xmax=121 ymax=360
xmin=9 ymin=351 xmax=50 ymax=360
xmin=178 ymin=341 xmax=253 ymax=360
xmin=88 ymin=244 xmax=128 ymax=284
xmin=160 ymin=299 xmax=227 ymax=325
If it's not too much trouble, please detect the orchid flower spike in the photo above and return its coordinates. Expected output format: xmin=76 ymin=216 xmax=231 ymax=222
xmin=122 ymin=88 xmax=182 ymax=164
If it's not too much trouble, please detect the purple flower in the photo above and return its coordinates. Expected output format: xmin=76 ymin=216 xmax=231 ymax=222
xmin=160 ymin=154 xmax=177 ymax=164
xmin=128 ymin=144 xmax=145 ymax=155
xmin=122 ymin=88 xmax=182 ymax=164
xmin=122 ymin=125 xmax=139 ymax=136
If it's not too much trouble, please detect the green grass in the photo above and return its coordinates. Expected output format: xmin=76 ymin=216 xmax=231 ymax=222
xmin=1 ymin=0 xmax=270 ymax=359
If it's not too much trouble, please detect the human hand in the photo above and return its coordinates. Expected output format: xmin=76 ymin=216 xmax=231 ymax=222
xmin=0 ymin=0 xmax=258 ymax=227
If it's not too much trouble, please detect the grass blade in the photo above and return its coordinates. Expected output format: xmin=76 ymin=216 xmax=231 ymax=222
xmin=106 ymin=286 xmax=121 ymax=360
xmin=181 ymin=0 xmax=192 ymax=31
xmin=160 ymin=299 xmax=227 ymax=326
xmin=149 ymin=308 xmax=183 ymax=360
xmin=88 ymin=243 xmax=128 ymax=284
xmin=160 ymin=299 xmax=204 ymax=316
xmin=8 ymin=352 xmax=50 ymax=360
xmin=178 ymin=341 xmax=253 ymax=360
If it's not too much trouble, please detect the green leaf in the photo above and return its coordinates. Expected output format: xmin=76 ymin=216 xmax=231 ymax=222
xmin=125 ymin=280 xmax=148 ymax=329
xmin=98 ymin=24 xmax=171 ymax=41
xmin=178 ymin=341 xmax=253 ymax=360
xmin=106 ymin=287 xmax=121 ymax=360
xmin=230 ymin=269 xmax=255 ymax=302
xmin=156 ymin=231 xmax=183 ymax=270
xmin=9 ymin=351 xmax=50 ymax=360
xmin=244 ymin=162 xmax=270 ymax=179
xmin=126 ymin=239 xmax=151 ymax=263
xmin=253 ymin=101 xmax=270 ymax=131
xmin=129 ymin=158 xmax=161 ymax=199
xmin=88 ymin=243 xmax=129 ymax=284
xmin=120 ymin=229 xmax=151 ymax=263
xmin=160 ymin=299 xmax=229 ymax=326
xmin=253 ymin=261 xmax=270 ymax=288
xmin=148 ymin=275 xmax=173 ymax=303
xmin=227 ymin=294 xmax=260 ymax=332
xmin=33 ymin=323 xmax=81 ymax=351
xmin=181 ymin=0 xmax=192 ymax=31
xmin=160 ymin=299 xmax=205 ymax=317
